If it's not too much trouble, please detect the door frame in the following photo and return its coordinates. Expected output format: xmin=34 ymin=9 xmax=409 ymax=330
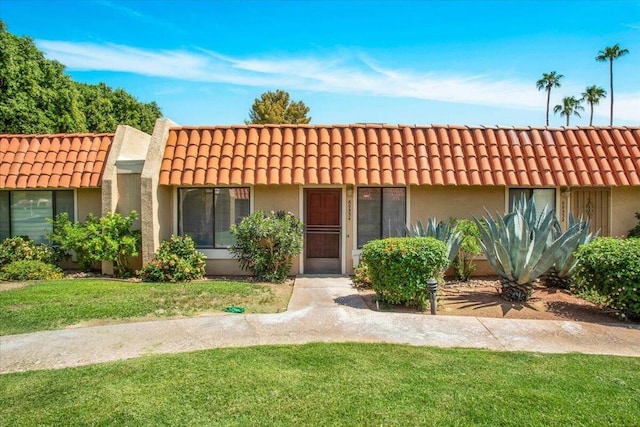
xmin=299 ymin=186 xmax=346 ymax=274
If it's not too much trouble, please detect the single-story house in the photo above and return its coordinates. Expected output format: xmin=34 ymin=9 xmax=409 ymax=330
xmin=142 ymin=121 xmax=640 ymax=276
xmin=2 ymin=120 xmax=639 ymax=277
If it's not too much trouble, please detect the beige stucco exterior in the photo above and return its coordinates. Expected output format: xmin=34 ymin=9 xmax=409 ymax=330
xmin=101 ymin=124 xmax=152 ymax=273
xmin=76 ymin=188 xmax=102 ymax=220
xmin=140 ymin=118 xmax=178 ymax=265
xmin=611 ymin=186 xmax=640 ymax=237
xmin=410 ymin=185 xmax=505 ymax=222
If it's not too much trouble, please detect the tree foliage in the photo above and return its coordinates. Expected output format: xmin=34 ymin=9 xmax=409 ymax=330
xmin=596 ymin=44 xmax=629 ymax=126
xmin=0 ymin=21 xmax=162 ymax=134
xmin=246 ymin=90 xmax=311 ymax=124
xmin=553 ymin=96 xmax=584 ymax=126
xmin=536 ymin=71 xmax=564 ymax=126
xmin=581 ymin=85 xmax=606 ymax=126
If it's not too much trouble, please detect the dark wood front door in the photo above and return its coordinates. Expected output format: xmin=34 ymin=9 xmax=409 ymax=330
xmin=304 ymin=189 xmax=341 ymax=274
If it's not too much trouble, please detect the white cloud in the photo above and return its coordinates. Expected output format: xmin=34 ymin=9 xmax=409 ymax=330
xmin=37 ymin=40 xmax=640 ymax=121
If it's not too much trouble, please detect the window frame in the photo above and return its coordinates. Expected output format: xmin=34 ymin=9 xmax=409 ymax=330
xmin=177 ymin=187 xmax=251 ymax=251
xmin=0 ymin=190 xmax=75 ymax=242
xmin=356 ymin=187 xmax=407 ymax=249
xmin=508 ymin=188 xmax=556 ymax=212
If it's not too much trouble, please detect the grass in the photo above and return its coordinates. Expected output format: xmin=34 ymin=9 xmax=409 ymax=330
xmin=0 ymin=343 xmax=638 ymax=425
xmin=0 ymin=278 xmax=292 ymax=335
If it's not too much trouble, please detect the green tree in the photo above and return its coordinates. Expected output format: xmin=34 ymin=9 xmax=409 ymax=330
xmin=596 ymin=44 xmax=629 ymax=126
xmin=553 ymin=96 xmax=584 ymax=126
xmin=0 ymin=21 xmax=85 ymax=133
xmin=0 ymin=21 xmax=162 ymax=134
xmin=581 ymin=85 xmax=607 ymax=126
xmin=536 ymin=71 xmax=564 ymax=126
xmin=246 ymin=90 xmax=311 ymax=124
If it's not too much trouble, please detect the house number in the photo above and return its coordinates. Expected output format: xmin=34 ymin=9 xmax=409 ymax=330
xmin=347 ymin=200 xmax=352 ymax=221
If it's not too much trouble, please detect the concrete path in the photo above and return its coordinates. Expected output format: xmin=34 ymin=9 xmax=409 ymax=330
xmin=1 ymin=277 xmax=639 ymax=374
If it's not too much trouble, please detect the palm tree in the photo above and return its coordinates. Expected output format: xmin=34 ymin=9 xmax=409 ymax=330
xmin=596 ymin=44 xmax=629 ymax=125
xmin=581 ymin=85 xmax=607 ymax=126
xmin=553 ymin=96 xmax=585 ymax=126
xmin=536 ymin=71 xmax=564 ymax=126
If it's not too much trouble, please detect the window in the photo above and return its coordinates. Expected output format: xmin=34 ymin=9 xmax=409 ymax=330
xmin=178 ymin=188 xmax=250 ymax=249
xmin=509 ymin=188 xmax=556 ymax=212
xmin=0 ymin=190 xmax=75 ymax=243
xmin=357 ymin=187 xmax=406 ymax=248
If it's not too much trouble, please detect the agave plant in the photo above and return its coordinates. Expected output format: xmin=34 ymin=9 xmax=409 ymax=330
xmin=407 ymin=218 xmax=462 ymax=269
xmin=474 ymin=197 xmax=585 ymax=301
xmin=544 ymin=214 xmax=597 ymax=289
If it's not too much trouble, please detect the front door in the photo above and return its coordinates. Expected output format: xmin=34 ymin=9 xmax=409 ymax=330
xmin=571 ymin=188 xmax=610 ymax=236
xmin=304 ymin=189 xmax=341 ymax=274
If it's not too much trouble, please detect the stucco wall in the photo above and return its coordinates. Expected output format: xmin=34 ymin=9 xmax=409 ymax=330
xmin=76 ymin=188 xmax=102 ymax=220
xmin=141 ymin=119 xmax=178 ymax=265
xmin=254 ymin=185 xmax=300 ymax=215
xmin=116 ymin=174 xmax=142 ymax=227
xmin=410 ymin=185 xmax=505 ymax=222
xmin=611 ymin=186 xmax=640 ymax=237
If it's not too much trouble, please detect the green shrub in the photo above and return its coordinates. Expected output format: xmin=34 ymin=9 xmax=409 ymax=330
xmin=230 ymin=210 xmax=303 ymax=283
xmin=352 ymin=262 xmax=372 ymax=289
xmin=0 ymin=260 xmax=63 ymax=281
xmin=406 ymin=218 xmax=462 ymax=270
xmin=0 ymin=236 xmax=62 ymax=268
xmin=49 ymin=211 xmax=141 ymax=277
xmin=361 ymin=237 xmax=448 ymax=309
xmin=138 ymin=235 xmax=206 ymax=282
xmin=628 ymin=212 xmax=640 ymax=238
xmin=451 ymin=219 xmax=482 ymax=281
xmin=573 ymin=237 xmax=640 ymax=320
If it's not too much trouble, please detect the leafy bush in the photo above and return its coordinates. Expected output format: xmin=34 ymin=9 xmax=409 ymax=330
xmin=406 ymin=218 xmax=462 ymax=270
xmin=138 ymin=235 xmax=206 ymax=282
xmin=0 ymin=236 xmax=62 ymax=268
xmin=361 ymin=237 xmax=448 ymax=309
xmin=628 ymin=212 xmax=640 ymax=238
xmin=230 ymin=210 xmax=303 ymax=283
xmin=49 ymin=211 xmax=141 ymax=277
xmin=451 ymin=219 xmax=482 ymax=281
xmin=352 ymin=262 xmax=371 ymax=289
xmin=573 ymin=237 xmax=640 ymax=320
xmin=0 ymin=260 xmax=63 ymax=281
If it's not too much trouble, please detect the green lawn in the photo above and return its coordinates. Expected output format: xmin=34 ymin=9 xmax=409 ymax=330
xmin=0 ymin=343 xmax=638 ymax=425
xmin=0 ymin=279 xmax=291 ymax=335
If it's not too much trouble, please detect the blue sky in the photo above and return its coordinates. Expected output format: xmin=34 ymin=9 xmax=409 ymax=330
xmin=2 ymin=0 xmax=639 ymax=126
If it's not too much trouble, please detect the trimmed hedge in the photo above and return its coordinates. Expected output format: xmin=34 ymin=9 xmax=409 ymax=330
xmin=0 ymin=236 xmax=61 ymax=268
xmin=0 ymin=260 xmax=63 ymax=281
xmin=138 ymin=235 xmax=206 ymax=282
xmin=573 ymin=237 xmax=640 ymax=320
xmin=361 ymin=237 xmax=448 ymax=308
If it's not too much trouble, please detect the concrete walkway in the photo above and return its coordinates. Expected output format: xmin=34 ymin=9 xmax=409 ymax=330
xmin=1 ymin=277 xmax=639 ymax=373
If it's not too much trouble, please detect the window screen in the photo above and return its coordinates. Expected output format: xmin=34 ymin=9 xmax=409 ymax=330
xmin=357 ymin=187 xmax=406 ymax=248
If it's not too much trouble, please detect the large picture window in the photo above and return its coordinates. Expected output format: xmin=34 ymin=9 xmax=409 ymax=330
xmin=0 ymin=190 xmax=75 ymax=243
xmin=509 ymin=188 xmax=556 ymax=212
xmin=357 ymin=187 xmax=406 ymax=248
xmin=178 ymin=187 xmax=250 ymax=249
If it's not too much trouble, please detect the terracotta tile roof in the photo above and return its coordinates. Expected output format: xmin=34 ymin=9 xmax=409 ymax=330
xmin=159 ymin=125 xmax=640 ymax=187
xmin=0 ymin=133 xmax=114 ymax=189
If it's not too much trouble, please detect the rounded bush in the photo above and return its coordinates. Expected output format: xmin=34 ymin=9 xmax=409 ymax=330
xmin=361 ymin=237 xmax=448 ymax=307
xmin=0 ymin=260 xmax=63 ymax=281
xmin=230 ymin=210 xmax=303 ymax=283
xmin=138 ymin=235 xmax=206 ymax=282
xmin=573 ymin=237 xmax=640 ymax=320
xmin=0 ymin=236 xmax=61 ymax=268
